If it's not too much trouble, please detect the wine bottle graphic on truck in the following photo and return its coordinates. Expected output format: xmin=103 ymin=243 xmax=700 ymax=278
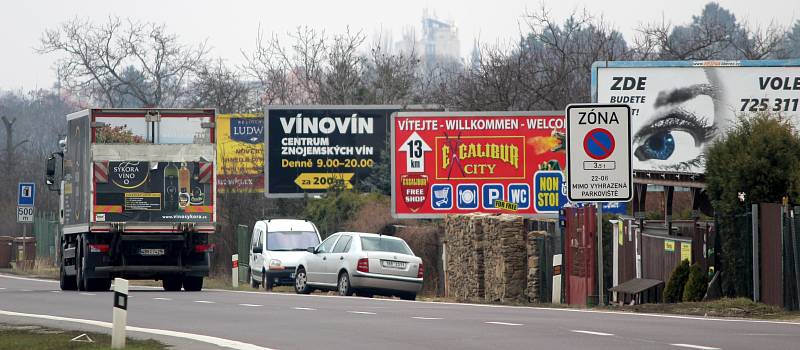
xmin=178 ymin=162 xmax=191 ymax=209
xmin=163 ymin=163 xmax=179 ymax=211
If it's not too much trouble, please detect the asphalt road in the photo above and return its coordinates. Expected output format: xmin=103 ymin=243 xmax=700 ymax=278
xmin=1 ymin=274 xmax=799 ymax=350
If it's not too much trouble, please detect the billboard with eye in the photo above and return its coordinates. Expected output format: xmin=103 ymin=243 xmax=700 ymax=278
xmin=593 ymin=59 xmax=800 ymax=174
xmin=391 ymin=111 xmax=568 ymax=218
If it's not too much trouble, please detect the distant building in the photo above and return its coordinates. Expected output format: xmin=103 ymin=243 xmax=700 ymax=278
xmin=397 ymin=9 xmax=461 ymax=65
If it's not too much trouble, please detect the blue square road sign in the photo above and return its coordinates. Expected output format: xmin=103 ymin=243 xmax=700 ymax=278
xmin=18 ymin=182 xmax=35 ymax=206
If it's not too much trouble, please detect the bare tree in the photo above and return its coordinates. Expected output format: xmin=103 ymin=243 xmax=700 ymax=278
xmin=1 ymin=116 xmax=27 ymax=174
xmin=38 ymin=17 xmax=208 ymax=107
xmin=189 ymin=59 xmax=256 ymax=113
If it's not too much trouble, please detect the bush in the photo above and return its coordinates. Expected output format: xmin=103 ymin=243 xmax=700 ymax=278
xmin=663 ymin=259 xmax=691 ymax=303
xmin=683 ymin=263 xmax=709 ymax=302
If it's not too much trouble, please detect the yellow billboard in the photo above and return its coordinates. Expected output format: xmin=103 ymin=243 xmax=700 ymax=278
xmin=216 ymin=113 xmax=264 ymax=193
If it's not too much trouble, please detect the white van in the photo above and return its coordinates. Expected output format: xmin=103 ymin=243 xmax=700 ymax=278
xmin=249 ymin=219 xmax=322 ymax=290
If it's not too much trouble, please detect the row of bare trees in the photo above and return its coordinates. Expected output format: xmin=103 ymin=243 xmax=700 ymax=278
xmin=2 ymin=2 xmax=799 ymax=237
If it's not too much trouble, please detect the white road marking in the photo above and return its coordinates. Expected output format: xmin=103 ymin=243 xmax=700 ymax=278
xmin=293 ymin=307 xmax=316 ymax=311
xmin=193 ymin=300 xmax=215 ymax=304
xmin=412 ymin=317 xmax=443 ymax=320
xmin=50 ymin=290 xmax=61 ymax=293
xmin=80 ymin=293 xmax=96 ymax=296
xmin=671 ymin=344 xmax=720 ymax=350
xmin=3 ymin=273 xmax=799 ymax=327
xmin=347 ymin=311 xmax=376 ymax=315
xmin=21 ymin=289 xmax=31 ymax=292
xmin=0 ymin=309 xmax=275 ymax=350
xmin=571 ymin=330 xmax=614 ymax=336
xmin=239 ymin=304 xmax=262 ymax=307
xmin=153 ymin=297 xmax=172 ymax=301
xmin=485 ymin=321 xmax=523 ymax=326
xmin=0 ymin=287 xmax=6 ymax=290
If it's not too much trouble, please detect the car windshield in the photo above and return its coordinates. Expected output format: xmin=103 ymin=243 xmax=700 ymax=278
xmin=360 ymin=236 xmax=413 ymax=255
xmin=266 ymin=231 xmax=320 ymax=251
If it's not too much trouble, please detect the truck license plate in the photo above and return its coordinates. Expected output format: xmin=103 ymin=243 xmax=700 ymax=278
xmin=139 ymin=248 xmax=166 ymax=256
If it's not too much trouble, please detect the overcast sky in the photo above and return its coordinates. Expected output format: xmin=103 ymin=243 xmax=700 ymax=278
xmin=0 ymin=0 xmax=796 ymax=90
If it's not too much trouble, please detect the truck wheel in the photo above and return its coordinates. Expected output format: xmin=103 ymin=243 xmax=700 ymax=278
xmin=162 ymin=277 xmax=182 ymax=291
xmin=87 ymin=278 xmax=111 ymax=292
xmin=250 ymin=269 xmax=260 ymax=289
xmin=183 ymin=276 xmax=203 ymax=292
xmin=76 ymin=241 xmax=86 ymax=291
xmin=59 ymin=264 xmax=77 ymax=291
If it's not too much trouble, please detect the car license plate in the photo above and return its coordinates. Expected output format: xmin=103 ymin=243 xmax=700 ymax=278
xmin=381 ymin=260 xmax=406 ymax=269
xmin=139 ymin=248 xmax=165 ymax=256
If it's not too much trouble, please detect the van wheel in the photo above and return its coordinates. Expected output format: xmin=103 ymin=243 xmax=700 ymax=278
xmin=337 ymin=272 xmax=352 ymax=296
xmin=294 ymin=268 xmax=311 ymax=294
xmin=263 ymin=271 xmax=273 ymax=290
xmin=250 ymin=269 xmax=260 ymax=289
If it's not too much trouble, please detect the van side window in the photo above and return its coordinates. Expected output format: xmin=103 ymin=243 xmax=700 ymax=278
xmin=332 ymin=235 xmax=352 ymax=253
xmin=251 ymin=226 xmax=260 ymax=248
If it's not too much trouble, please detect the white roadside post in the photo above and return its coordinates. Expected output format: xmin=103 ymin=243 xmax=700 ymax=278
xmin=552 ymin=254 xmax=562 ymax=304
xmin=112 ymin=278 xmax=128 ymax=349
xmin=232 ymin=254 xmax=239 ymax=288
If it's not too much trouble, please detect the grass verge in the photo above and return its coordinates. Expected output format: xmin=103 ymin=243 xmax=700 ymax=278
xmin=605 ymin=297 xmax=800 ymax=320
xmin=0 ymin=324 xmax=165 ymax=350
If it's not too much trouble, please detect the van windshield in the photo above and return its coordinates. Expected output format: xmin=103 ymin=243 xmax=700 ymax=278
xmin=266 ymin=231 xmax=320 ymax=251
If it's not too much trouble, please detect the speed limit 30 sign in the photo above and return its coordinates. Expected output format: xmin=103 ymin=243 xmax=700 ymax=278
xmin=566 ymin=104 xmax=632 ymax=202
xmin=17 ymin=206 xmax=34 ymax=223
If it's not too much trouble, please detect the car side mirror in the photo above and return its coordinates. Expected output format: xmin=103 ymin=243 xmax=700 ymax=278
xmin=253 ymin=246 xmax=263 ymax=254
xmin=306 ymin=247 xmax=316 ymax=254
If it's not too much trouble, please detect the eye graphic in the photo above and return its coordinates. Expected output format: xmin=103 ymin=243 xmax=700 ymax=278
xmin=639 ymin=131 xmax=675 ymax=160
xmin=633 ymin=109 xmax=715 ymax=171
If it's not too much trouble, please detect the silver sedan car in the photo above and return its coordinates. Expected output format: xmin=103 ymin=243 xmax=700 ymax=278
xmin=294 ymin=232 xmax=423 ymax=300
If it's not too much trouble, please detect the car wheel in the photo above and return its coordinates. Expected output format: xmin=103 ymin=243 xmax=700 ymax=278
xmin=337 ymin=272 xmax=352 ymax=296
xmin=183 ymin=276 xmax=203 ymax=292
xmin=250 ymin=269 xmax=260 ymax=289
xmin=162 ymin=276 xmax=182 ymax=291
xmin=294 ymin=268 xmax=311 ymax=294
xmin=59 ymin=264 xmax=77 ymax=291
xmin=399 ymin=292 xmax=417 ymax=301
xmin=355 ymin=291 xmax=373 ymax=298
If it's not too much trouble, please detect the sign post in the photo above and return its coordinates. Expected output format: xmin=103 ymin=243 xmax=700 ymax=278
xmin=566 ymin=104 xmax=632 ymax=306
xmin=17 ymin=183 xmax=36 ymax=261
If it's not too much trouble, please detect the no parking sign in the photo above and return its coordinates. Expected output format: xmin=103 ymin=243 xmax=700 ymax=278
xmin=566 ymin=104 xmax=632 ymax=202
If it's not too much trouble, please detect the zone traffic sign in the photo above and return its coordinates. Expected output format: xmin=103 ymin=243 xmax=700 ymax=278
xmin=566 ymin=104 xmax=631 ymax=202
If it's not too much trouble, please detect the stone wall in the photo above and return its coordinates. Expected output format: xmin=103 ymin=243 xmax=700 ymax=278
xmin=483 ymin=215 xmax=527 ymax=302
xmin=444 ymin=213 xmax=544 ymax=303
xmin=444 ymin=214 xmax=488 ymax=300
